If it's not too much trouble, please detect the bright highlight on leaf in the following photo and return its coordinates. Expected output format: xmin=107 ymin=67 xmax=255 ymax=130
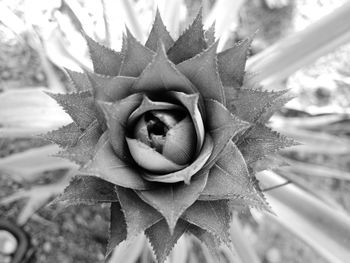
xmin=47 ymin=8 xmax=296 ymax=263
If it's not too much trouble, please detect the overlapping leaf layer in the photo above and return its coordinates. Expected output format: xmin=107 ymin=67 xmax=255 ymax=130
xmin=49 ymin=9 xmax=296 ymax=262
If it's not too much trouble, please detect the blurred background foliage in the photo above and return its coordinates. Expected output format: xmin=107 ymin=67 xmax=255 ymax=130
xmin=1 ymin=0 xmax=350 ymax=262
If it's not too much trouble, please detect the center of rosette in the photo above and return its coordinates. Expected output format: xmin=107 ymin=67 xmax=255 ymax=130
xmin=132 ymin=109 xmax=196 ymax=166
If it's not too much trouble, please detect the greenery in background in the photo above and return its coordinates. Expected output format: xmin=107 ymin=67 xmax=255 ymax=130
xmin=1 ymin=0 xmax=350 ymax=263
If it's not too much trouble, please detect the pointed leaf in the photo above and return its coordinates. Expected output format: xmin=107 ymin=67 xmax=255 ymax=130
xmin=229 ymin=193 xmax=271 ymax=211
xmin=182 ymin=200 xmax=231 ymax=245
xmin=204 ymin=22 xmax=216 ymax=45
xmin=116 ymin=186 xmax=162 ymax=239
xmin=47 ymin=91 xmax=97 ymax=129
xmin=86 ymin=71 xmax=136 ymax=102
xmin=145 ymin=9 xmax=174 ymax=52
xmin=43 ymin=122 xmax=82 ymax=147
xmin=107 ymin=202 xmax=127 ymax=256
xmin=260 ymin=93 xmax=295 ymax=123
xmin=55 ymin=175 xmax=118 ymax=207
xmin=132 ymin=43 xmax=197 ymax=95
xmin=200 ymin=141 xmax=255 ymax=200
xmin=240 ymin=176 xmax=273 ymax=212
xmin=251 ymin=154 xmax=289 ymax=172
xmin=226 ymin=88 xmax=288 ymax=123
xmin=136 ymin=170 xmax=209 ymax=233
xmin=57 ymin=120 xmax=101 ymax=165
xmin=177 ymin=42 xmax=225 ymax=104
xmin=84 ymin=33 xmax=123 ymax=76
xmin=239 ymin=124 xmax=298 ymax=164
xmin=204 ymin=99 xmax=250 ymax=169
xmin=98 ymin=93 xmax=142 ymax=162
xmin=167 ymin=10 xmax=207 ymax=64
xmin=82 ymin=132 xmax=153 ymax=190
xmin=146 ymin=219 xmax=189 ymax=263
xmin=65 ymin=69 xmax=92 ymax=91
xmin=218 ymin=37 xmax=252 ymax=87
xmin=119 ymin=29 xmax=155 ymax=77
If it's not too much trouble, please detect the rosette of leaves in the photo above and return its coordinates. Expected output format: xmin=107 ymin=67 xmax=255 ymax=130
xmin=46 ymin=9 xmax=296 ymax=262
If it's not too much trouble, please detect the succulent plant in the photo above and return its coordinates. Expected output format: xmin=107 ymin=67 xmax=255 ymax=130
xmin=45 ymin=9 xmax=296 ymax=262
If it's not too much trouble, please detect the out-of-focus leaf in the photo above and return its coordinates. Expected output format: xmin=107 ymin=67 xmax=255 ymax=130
xmin=0 ymin=145 xmax=77 ymax=181
xmin=258 ymin=171 xmax=350 ymax=263
xmin=282 ymin=158 xmax=350 ymax=181
xmin=204 ymin=0 xmax=245 ymax=50
xmin=136 ymin=170 xmax=209 ymax=233
xmin=230 ymin=215 xmax=261 ymax=263
xmin=0 ymin=2 xmax=27 ymax=35
xmin=188 ymin=225 xmax=221 ymax=262
xmin=247 ymin=1 xmax=350 ymax=86
xmin=271 ymin=114 xmax=348 ymax=130
xmin=29 ymin=31 xmax=67 ymax=93
xmin=167 ymin=10 xmax=206 ymax=64
xmin=54 ymin=175 xmax=118 ymax=207
xmin=146 ymin=219 xmax=189 ymax=263
xmin=60 ymin=0 xmax=94 ymax=36
xmin=119 ymin=0 xmax=144 ymax=42
xmin=0 ymin=177 xmax=70 ymax=226
xmin=276 ymin=169 xmax=346 ymax=211
xmin=119 ymin=29 xmax=154 ymax=77
xmin=116 ymin=186 xmax=162 ymax=239
xmin=43 ymin=26 xmax=91 ymax=72
xmin=275 ymin=127 xmax=350 ymax=154
xmin=108 ymin=235 xmax=146 ymax=263
xmin=0 ymin=89 xmax=71 ymax=138
xmin=178 ymin=41 xmax=226 ymax=105
xmin=167 ymin=235 xmax=188 ymax=263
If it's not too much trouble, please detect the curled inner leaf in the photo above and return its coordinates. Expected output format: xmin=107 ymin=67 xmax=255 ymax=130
xmin=129 ymin=109 xmax=197 ymax=171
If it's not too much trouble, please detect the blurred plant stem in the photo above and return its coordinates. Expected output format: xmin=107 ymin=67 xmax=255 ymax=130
xmin=247 ymin=1 xmax=350 ymax=87
xmin=259 ymin=171 xmax=350 ymax=263
xmin=101 ymin=0 xmax=111 ymax=46
xmin=230 ymin=215 xmax=261 ymax=263
xmin=204 ymin=0 xmax=245 ymax=51
xmin=120 ymin=0 xmax=144 ymax=42
xmin=0 ymin=145 xmax=77 ymax=182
